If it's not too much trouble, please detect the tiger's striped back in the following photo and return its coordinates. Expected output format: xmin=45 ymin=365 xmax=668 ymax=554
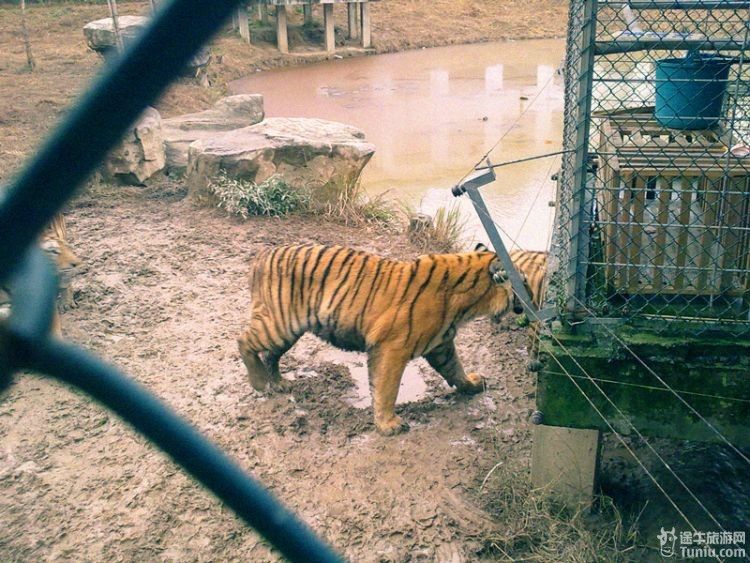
xmin=243 ymin=244 xmax=514 ymax=360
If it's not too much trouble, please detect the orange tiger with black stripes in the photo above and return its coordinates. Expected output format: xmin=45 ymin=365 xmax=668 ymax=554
xmin=0 ymin=213 xmax=81 ymax=337
xmin=238 ymin=243 xmax=546 ymax=435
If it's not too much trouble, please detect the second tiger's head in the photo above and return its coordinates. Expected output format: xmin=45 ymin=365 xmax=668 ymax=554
xmin=474 ymin=243 xmax=515 ymax=323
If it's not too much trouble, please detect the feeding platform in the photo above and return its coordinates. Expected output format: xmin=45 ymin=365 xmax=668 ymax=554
xmin=597 ymin=108 xmax=750 ymax=304
xmin=235 ymin=0 xmax=378 ymax=54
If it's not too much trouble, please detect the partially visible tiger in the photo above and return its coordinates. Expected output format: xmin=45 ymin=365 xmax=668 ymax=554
xmin=0 ymin=213 xmax=82 ymax=337
xmin=509 ymin=249 xmax=547 ymax=312
xmin=238 ymin=243 xmax=515 ymax=435
xmin=509 ymin=249 xmax=548 ymax=356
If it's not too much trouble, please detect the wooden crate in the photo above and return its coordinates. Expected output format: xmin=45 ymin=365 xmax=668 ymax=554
xmin=596 ymin=109 xmax=750 ymax=296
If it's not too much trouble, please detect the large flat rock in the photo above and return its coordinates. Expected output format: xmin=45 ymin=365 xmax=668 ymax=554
xmin=186 ymin=117 xmax=375 ymax=202
xmin=162 ymin=95 xmax=265 ymax=172
xmin=83 ymin=16 xmax=150 ymax=53
xmin=83 ymin=16 xmax=210 ymax=67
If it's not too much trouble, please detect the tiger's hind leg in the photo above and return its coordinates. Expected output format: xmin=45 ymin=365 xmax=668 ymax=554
xmin=368 ymin=346 xmax=411 ymax=436
xmin=424 ymin=339 xmax=484 ymax=394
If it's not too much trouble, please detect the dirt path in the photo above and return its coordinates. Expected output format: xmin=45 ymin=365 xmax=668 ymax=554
xmin=0 ymin=184 xmax=536 ymax=560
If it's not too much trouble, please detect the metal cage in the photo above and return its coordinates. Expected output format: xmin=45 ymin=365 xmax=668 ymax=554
xmin=551 ymin=0 xmax=750 ymax=333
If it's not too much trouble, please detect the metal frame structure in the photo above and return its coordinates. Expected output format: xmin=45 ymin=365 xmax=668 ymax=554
xmin=0 ymin=1 xmax=342 ymax=560
xmin=551 ymin=0 xmax=750 ymax=334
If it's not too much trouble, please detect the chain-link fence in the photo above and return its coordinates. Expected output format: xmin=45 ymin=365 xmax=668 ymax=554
xmin=551 ymin=0 xmax=750 ymax=335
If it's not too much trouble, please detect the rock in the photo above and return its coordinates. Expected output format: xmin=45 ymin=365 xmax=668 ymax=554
xmin=162 ymin=95 xmax=265 ymax=172
xmin=103 ymin=107 xmax=166 ymax=185
xmin=83 ymin=15 xmax=149 ymax=53
xmin=83 ymin=16 xmax=210 ymax=69
xmin=186 ymin=117 xmax=375 ymax=203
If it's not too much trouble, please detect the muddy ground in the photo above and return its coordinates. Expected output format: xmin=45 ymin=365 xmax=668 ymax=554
xmin=0 ymin=182 xmax=537 ymax=561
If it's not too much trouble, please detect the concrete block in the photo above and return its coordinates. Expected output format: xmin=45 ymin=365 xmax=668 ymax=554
xmin=531 ymin=424 xmax=601 ymax=508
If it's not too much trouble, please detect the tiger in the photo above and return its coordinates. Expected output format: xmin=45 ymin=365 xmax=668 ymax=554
xmin=509 ymin=249 xmax=547 ymax=312
xmin=237 ymin=243 xmax=516 ymax=436
xmin=0 ymin=213 xmax=81 ymax=337
xmin=509 ymin=249 xmax=548 ymax=357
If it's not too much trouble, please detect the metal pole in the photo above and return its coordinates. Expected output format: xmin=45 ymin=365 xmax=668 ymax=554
xmin=565 ymin=0 xmax=597 ymax=316
xmin=107 ymin=0 xmax=124 ymax=52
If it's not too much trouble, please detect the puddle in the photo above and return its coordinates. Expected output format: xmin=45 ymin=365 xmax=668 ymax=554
xmin=230 ymin=39 xmax=566 ymax=250
xmin=312 ymin=349 xmax=429 ymax=408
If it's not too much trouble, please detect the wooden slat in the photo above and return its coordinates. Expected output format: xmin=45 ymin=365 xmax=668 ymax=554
xmin=614 ymin=174 xmax=632 ymax=289
xmin=696 ymin=176 xmax=721 ymax=291
xmin=720 ymin=176 xmax=748 ymax=291
xmin=673 ymin=177 xmax=693 ymax=291
xmin=652 ymin=177 xmax=671 ymax=291
xmin=628 ymin=175 xmax=647 ymax=292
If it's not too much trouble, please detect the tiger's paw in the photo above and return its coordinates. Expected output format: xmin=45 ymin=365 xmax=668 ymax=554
xmin=270 ymin=379 xmax=292 ymax=393
xmin=457 ymin=373 xmax=485 ymax=395
xmin=375 ymin=415 xmax=410 ymax=436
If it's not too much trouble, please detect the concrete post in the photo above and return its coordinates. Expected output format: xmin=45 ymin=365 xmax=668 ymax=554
xmin=276 ymin=5 xmax=289 ymax=54
xmin=324 ymin=3 xmax=335 ymax=53
xmin=531 ymin=424 xmax=601 ymax=509
xmin=360 ymin=1 xmax=371 ymax=48
xmin=237 ymin=5 xmax=250 ymax=44
xmin=303 ymin=4 xmax=313 ymax=25
xmin=347 ymin=2 xmax=358 ymax=39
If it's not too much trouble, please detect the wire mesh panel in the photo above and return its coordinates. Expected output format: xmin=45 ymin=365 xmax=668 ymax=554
xmin=554 ymin=0 xmax=750 ymax=333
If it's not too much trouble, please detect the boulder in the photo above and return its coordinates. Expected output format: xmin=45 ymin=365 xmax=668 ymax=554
xmin=83 ymin=16 xmax=149 ymax=53
xmin=186 ymin=117 xmax=375 ymax=202
xmin=162 ymin=94 xmax=265 ymax=172
xmin=103 ymin=107 xmax=166 ymax=185
xmin=83 ymin=16 xmax=210 ymax=69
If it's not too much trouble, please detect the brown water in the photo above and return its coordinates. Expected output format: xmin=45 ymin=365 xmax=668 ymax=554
xmin=230 ymin=39 xmax=566 ymax=250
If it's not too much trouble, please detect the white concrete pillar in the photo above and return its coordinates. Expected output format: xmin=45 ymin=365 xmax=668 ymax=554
xmin=324 ymin=3 xmax=335 ymax=53
xmin=531 ymin=424 xmax=601 ymax=509
xmin=237 ymin=5 xmax=250 ymax=44
xmin=347 ymin=2 xmax=358 ymax=39
xmin=360 ymin=1 xmax=371 ymax=48
xmin=276 ymin=5 xmax=288 ymax=54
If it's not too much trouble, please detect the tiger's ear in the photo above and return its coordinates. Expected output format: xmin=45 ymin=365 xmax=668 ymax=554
xmin=488 ymin=259 xmax=508 ymax=284
xmin=475 ymin=243 xmax=490 ymax=252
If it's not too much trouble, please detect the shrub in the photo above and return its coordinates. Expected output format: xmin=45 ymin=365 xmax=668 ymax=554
xmin=404 ymin=202 xmax=467 ymax=253
xmin=208 ymin=173 xmax=311 ymax=218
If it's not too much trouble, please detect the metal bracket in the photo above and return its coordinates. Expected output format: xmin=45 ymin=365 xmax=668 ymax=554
xmin=453 ymin=160 xmax=557 ymax=324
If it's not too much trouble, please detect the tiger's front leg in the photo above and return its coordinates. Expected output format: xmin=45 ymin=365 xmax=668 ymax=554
xmin=367 ymin=346 xmax=411 ymax=436
xmin=424 ymin=339 xmax=484 ymax=394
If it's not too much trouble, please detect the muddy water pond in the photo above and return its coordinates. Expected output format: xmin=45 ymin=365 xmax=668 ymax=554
xmin=231 ymin=39 xmax=565 ymax=250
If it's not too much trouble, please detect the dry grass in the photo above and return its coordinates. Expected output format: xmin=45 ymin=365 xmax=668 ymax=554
xmin=318 ymin=176 xmax=396 ymax=227
xmin=476 ymin=462 xmax=643 ymax=562
xmin=404 ymin=203 xmax=467 ymax=253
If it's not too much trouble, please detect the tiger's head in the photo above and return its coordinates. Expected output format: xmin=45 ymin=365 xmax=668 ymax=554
xmin=473 ymin=243 xmax=514 ymax=323
xmin=40 ymin=215 xmax=82 ymax=273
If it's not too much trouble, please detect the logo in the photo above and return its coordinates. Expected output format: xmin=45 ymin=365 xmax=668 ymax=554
xmin=657 ymin=528 xmax=747 ymax=559
xmin=658 ymin=527 xmax=677 ymax=557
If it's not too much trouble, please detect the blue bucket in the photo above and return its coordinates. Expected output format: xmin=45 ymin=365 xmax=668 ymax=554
xmin=654 ymin=55 xmax=735 ymax=130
